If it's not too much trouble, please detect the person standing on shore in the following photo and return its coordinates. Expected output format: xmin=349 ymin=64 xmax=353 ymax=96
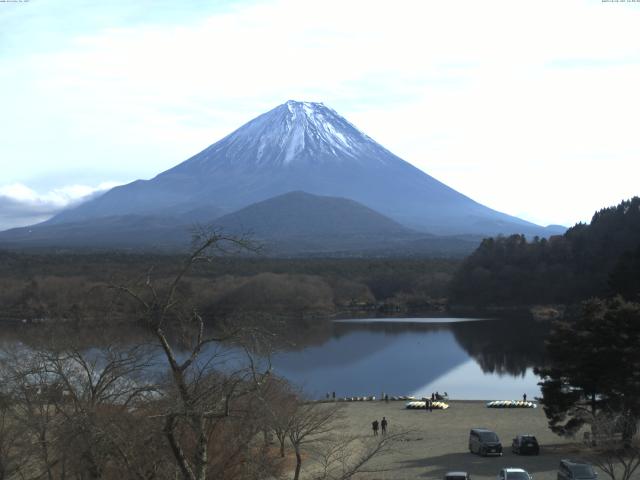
xmin=381 ymin=417 xmax=388 ymax=435
xmin=372 ymin=419 xmax=379 ymax=436
xmin=523 ymin=393 xmax=527 ymax=401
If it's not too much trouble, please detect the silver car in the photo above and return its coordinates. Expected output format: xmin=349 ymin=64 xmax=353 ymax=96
xmin=498 ymin=468 xmax=533 ymax=480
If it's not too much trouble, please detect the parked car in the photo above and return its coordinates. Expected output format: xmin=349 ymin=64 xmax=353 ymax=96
xmin=498 ymin=468 xmax=533 ymax=480
xmin=445 ymin=472 xmax=471 ymax=480
xmin=512 ymin=434 xmax=540 ymax=455
xmin=469 ymin=428 xmax=503 ymax=456
xmin=557 ymin=459 xmax=598 ymax=480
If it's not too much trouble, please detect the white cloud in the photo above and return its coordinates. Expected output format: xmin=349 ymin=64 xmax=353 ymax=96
xmin=1 ymin=0 xmax=639 ymax=227
xmin=0 ymin=182 xmax=121 ymax=231
xmin=0 ymin=182 xmax=119 ymax=207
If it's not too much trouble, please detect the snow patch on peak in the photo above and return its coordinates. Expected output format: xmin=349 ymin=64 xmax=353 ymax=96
xmin=302 ymin=102 xmax=315 ymax=118
xmin=285 ymin=100 xmax=326 ymax=117
xmin=185 ymin=100 xmax=393 ymax=170
xmin=283 ymin=119 xmax=305 ymax=164
xmin=322 ymin=120 xmax=350 ymax=148
xmin=285 ymin=99 xmax=323 ymax=107
xmin=268 ymin=100 xmax=384 ymax=163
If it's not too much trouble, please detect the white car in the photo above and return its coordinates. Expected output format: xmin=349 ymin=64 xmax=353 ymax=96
xmin=498 ymin=468 xmax=533 ymax=480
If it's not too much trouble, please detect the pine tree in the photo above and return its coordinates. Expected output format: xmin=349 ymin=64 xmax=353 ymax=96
xmin=536 ymin=298 xmax=640 ymax=442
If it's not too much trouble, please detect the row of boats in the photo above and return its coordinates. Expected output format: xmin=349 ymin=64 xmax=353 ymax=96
xmin=405 ymin=401 xmax=450 ymax=410
xmin=325 ymin=397 xmax=537 ymax=409
xmin=486 ymin=400 xmax=537 ymax=408
xmin=337 ymin=395 xmax=429 ymax=402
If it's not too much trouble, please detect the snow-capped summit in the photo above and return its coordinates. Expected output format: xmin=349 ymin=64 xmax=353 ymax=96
xmin=44 ymin=101 xmax=558 ymax=237
xmin=175 ymin=100 xmax=388 ymax=172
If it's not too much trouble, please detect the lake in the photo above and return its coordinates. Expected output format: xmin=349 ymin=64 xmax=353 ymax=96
xmin=0 ymin=316 xmax=548 ymax=401
xmin=270 ymin=316 xmax=548 ymax=401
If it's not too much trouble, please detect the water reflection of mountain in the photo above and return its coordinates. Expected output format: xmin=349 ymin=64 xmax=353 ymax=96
xmin=0 ymin=317 xmax=549 ymax=399
xmin=328 ymin=318 xmax=548 ymax=376
xmin=271 ymin=324 xmax=469 ymax=398
xmin=449 ymin=318 xmax=549 ymax=376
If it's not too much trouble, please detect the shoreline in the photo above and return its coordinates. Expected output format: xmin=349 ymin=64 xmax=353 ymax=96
xmin=315 ymin=398 xmax=536 ymax=404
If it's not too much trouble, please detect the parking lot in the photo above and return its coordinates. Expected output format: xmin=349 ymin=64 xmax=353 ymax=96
xmin=329 ymin=400 xmax=611 ymax=480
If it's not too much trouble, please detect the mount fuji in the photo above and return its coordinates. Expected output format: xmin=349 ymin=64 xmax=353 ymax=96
xmin=0 ymin=101 xmax=563 ymax=253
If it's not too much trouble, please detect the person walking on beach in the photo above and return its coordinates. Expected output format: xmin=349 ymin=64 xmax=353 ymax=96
xmin=429 ymin=399 xmax=433 ymax=412
xmin=381 ymin=417 xmax=388 ymax=435
xmin=372 ymin=419 xmax=379 ymax=436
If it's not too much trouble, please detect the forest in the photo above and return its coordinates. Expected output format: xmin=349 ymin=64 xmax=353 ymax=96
xmin=3 ymin=198 xmax=640 ymax=327
xmin=0 ymin=250 xmax=458 ymax=325
xmin=449 ymin=197 xmax=640 ymax=307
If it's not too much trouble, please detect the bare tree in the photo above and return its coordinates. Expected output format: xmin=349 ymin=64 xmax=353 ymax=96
xmin=45 ymin=345 xmax=160 ymax=479
xmin=309 ymin=430 xmax=405 ymax=480
xmin=284 ymin=397 xmax=408 ymax=480
xmin=110 ymin=229 xmax=272 ymax=480
xmin=584 ymin=413 xmax=640 ymax=480
xmin=0 ymin=389 xmax=30 ymax=480
xmin=0 ymin=228 xmax=406 ymax=480
xmin=287 ymin=401 xmax=344 ymax=480
xmin=1 ymin=342 xmax=164 ymax=480
xmin=1 ymin=347 xmax=63 ymax=480
xmin=258 ymin=376 xmax=298 ymax=458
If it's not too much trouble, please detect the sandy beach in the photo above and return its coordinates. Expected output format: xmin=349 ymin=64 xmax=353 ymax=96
xmin=311 ymin=400 xmax=612 ymax=480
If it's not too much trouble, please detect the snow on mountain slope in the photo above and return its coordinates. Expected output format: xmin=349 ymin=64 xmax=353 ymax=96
xmin=174 ymin=100 xmax=392 ymax=171
xmin=46 ymin=100 xmax=556 ymax=237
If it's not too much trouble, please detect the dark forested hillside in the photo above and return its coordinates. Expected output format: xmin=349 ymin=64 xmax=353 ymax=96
xmin=0 ymin=252 xmax=459 ymax=323
xmin=449 ymin=197 xmax=640 ymax=306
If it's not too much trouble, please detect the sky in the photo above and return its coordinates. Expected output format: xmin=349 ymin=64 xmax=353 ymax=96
xmin=1 ymin=0 xmax=639 ymax=230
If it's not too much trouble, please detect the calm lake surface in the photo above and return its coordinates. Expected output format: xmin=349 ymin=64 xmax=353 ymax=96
xmin=270 ymin=317 xmax=548 ymax=401
xmin=0 ymin=316 xmax=548 ymax=401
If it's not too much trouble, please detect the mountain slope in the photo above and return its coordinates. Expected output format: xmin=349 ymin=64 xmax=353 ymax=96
xmin=213 ymin=191 xmax=422 ymax=254
xmin=47 ymin=100 xmax=558 ymax=237
xmin=215 ymin=191 xmax=415 ymax=238
xmin=0 ymin=191 xmax=482 ymax=256
xmin=0 ymin=214 xmax=189 ymax=250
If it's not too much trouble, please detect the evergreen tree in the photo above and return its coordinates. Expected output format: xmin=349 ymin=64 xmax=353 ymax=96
xmin=610 ymin=244 xmax=640 ymax=301
xmin=450 ymin=197 xmax=640 ymax=306
xmin=536 ymin=298 xmax=640 ymax=442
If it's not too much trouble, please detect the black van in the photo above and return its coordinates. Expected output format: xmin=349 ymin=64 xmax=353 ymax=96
xmin=557 ymin=459 xmax=597 ymax=480
xmin=468 ymin=428 xmax=503 ymax=456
